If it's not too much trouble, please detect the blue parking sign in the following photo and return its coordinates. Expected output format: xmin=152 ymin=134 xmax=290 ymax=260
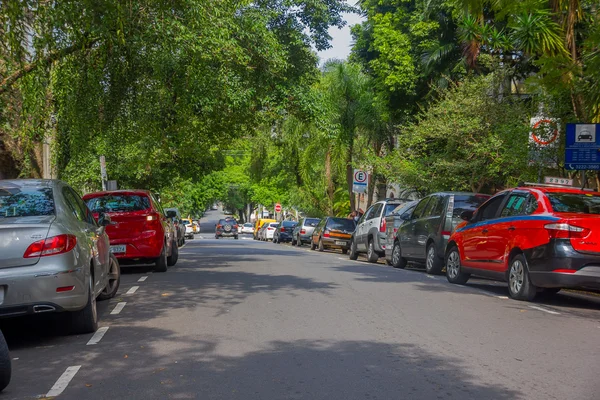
xmin=565 ymin=123 xmax=600 ymax=170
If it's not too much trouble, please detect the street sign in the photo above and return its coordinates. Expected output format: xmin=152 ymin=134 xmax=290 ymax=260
xmin=544 ymin=176 xmax=573 ymax=186
xmin=274 ymin=203 xmax=282 ymax=213
xmin=565 ymin=123 xmax=600 ymax=170
xmin=353 ymin=169 xmax=368 ymax=194
xmin=530 ymin=118 xmax=559 ymax=147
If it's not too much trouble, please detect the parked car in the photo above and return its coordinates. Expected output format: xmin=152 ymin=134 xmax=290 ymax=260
xmin=445 ymin=184 xmax=600 ymax=301
xmin=311 ymin=217 xmax=356 ymax=253
xmin=164 ymin=208 xmax=186 ymax=246
xmin=384 ymin=201 xmax=418 ymax=265
xmin=385 ymin=192 xmax=489 ymax=272
xmin=84 ymin=190 xmax=178 ymax=272
xmin=349 ymin=198 xmax=414 ymax=263
xmin=1 ymin=179 xmax=121 ymax=334
xmin=215 ymin=218 xmax=239 ymax=239
xmin=181 ymin=218 xmax=194 ymax=239
xmin=263 ymin=222 xmax=279 ymax=241
xmin=192 ymin=220 xmax=200 ymax=234
xmin=253 ymin=218 xmax=276 ymax=240
xmin=273 ymin=220 xmax=298 ymax=243
xmin=0 ymin=329 xmax=10 ymax=392
xmin=291 ymin=217 xmax=321 ymax=247
xmin=240 ymin=223 xmax=254 ymax=234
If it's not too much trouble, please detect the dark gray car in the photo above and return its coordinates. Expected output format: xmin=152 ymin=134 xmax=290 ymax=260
xmin=390 ymin=192 xmax=490 ymax=273
xmin=291 ymin=218 xmax=320 ymax=247
xmin=384 ymin=201 xmax=418 ymax=265
xmin=0 ymin=179 xmax=121 ymax=334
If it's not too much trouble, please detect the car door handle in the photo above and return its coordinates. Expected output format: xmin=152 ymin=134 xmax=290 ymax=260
xmin=482 ymin=229 xmax=488 ymax=234
xmin=508 ymin=226 xmax=515 ymax=231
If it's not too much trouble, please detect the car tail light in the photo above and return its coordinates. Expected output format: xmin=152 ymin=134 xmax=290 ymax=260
xmin=544 ymin=223 xmax=590 ymax=239
xmin=56 ymin=285 xmax=75 ymax=292
xmin=233 ymin=225 xmax=238 ymax=229
xmin=268 ymin=227 xmax=274 ymax=231
xmin=217 ymin=224 xmax=222 ymax=229
xmin=24 ymin=234 xmax=77 ymax=258
xmin=323 ymin=230 xmax=330 ymax=238
xmin=280 ymin=227 xmax=286 ymax=232
xmin=380 ymin=218 xmax=386 ymax=233
xmin=300 ymin=229 xmax=306 ymax=234
xmin=553 ymin=269 xmax=576 ymax=274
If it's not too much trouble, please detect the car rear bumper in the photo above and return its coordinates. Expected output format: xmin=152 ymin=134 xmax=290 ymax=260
xmin=526 ymin=239 xmax=600 ymax=289
xmin=323 ymin=238 xmax=351 ymax=249
xmin=298 ymin=233 xmax=312 ymax=242
xmin=110 ymin=231 xmax=163 ymax=260
xmin=216 ymin=231 xmax=237 ymax=237
xmin=0 ymin=256 xmax=88 ymax=316
xmin=278 ymin=232 xmax=293 ymax=241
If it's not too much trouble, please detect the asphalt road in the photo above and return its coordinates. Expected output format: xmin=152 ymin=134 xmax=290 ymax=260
xmin=1 ymin=209 xmax=599 ymax=400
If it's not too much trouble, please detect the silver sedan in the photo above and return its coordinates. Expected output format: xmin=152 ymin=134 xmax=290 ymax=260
xmin=0 ymin=179 xmax=121 ymax=334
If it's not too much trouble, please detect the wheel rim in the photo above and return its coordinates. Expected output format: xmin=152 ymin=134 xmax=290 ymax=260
xmin=103 ymin=258 xmax=119 ymax=294
xmin=447 ymin=250 xmax=460 ymax=279
xmin=368 ymin=242 xmax=373 ymax=258
xmin=392 ymin=244 xmax=401 ymax=265
xmin=426 ymin=246 xmax=435 ymax=271
xmin=509 ymin=260 xmax=524 ymax=293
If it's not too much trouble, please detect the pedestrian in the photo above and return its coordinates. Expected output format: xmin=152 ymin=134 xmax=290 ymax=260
xmin=348 ymin=210 xmax=357 ymax=220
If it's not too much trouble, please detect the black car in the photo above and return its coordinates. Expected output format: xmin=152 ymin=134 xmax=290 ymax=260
xmin=273 ymin=220 xmax=298 ymax=243
xmin=215 ymin=218 xmax=239 ymax=239
xmin=390 ymin=192 xmax=490 ymax=273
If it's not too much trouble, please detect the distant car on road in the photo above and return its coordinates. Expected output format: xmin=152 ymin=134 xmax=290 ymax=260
xmin=1 ymin=179 xmax=121 ymax=334
xmin=215 ymin=218 xmax=239 ymax=239
xmin=240 ymin=223 xmax=254 ymax=234
xmin=181 ymin=218 xmax=194 ymax=239
xmin=311 ymin=217 xmax=356 ymax=253
xmin=254 ymin=218 xmax=276 ymax=240
xmin=263 ymin=222 xmax=279 ymax=241
xmin=446 ymin=185 xmax=600 ymax=301
xmin=273 ymin=220 xmax=298 ymax=243
xmin=292 ymin=217 xmax=320 ymax=247
xmin=164 ymin=208 xmax=186 ymax=246
xmin=84 ymin=190 xmax=178 ymax=272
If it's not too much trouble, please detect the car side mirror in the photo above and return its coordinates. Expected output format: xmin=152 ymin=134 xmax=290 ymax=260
xmin=98 ymin=213 xmax=112 ymax=227
xmin=460 ymin=210 xmax=474 ymax=222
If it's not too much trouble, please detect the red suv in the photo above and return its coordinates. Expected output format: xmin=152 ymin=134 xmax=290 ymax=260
xmin=83 ymin=190 xmax=178 ymax=272
xmin=445 ymin=184 xmax=600 ymax=301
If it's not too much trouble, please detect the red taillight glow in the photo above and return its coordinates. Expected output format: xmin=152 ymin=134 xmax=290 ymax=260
xmin=280 ymin=227 xmax=286 ymax=232
xmin=553 ymin=269 xmax=576 ymax=274
xmin=24 ymin=234 xmax=77 ymax=258
xmin=323 ymin=230 xmax=330 ymax=238
xmin=544 ymin=223 xmax=590 ymax=239
xmin=216 ymin=224 xmax=222 ymax=229
xmin=300 ymin=229 xmax=306 ymax=234
xmin=380 ymin=219 xmax=386 ymax=233
xmin=233 ymin=225 xmax=238 ymax=229
xmin=56 ymin=286 xmax=75 ymax=292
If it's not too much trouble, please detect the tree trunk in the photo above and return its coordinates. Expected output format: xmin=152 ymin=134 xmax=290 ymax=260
xmin=366 ymin=172 xmax=375 ymax=209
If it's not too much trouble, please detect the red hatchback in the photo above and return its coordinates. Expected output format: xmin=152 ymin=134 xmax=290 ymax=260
xmin=83 ymin=190 xmax=178 ymax=272
xmin=445 ymin=184 xmax=600 ymax=301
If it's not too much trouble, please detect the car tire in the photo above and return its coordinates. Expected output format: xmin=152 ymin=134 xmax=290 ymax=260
xmin=0 ymin=330 xmax=11 ymax=392
xmin=507 ymin=254 xmax=537 ymax=301
xmin=70 ymin=279 xmax=98 ymax=334
xmin=341 ymin=248 xmax=348 ymax=255
xmin=296 ymin=237 xmax=302 ymax=247
xmin=445 ymin=245 xmax=470 ymax=284
xmin=215 ymin=235 xmax=219 ymax=239
xmin=167 ymin=239 xmax=179 ymax=266
xmin=291 ymin=238 xmax=297 ymax=246
xmin=234 ymin=235 xmax=239 ymax=240
xmin=391 ymin=241 xmax=407 ymax=269
xmin=310 ymin=240 xmax=316 ymax=250
xmin=98 ymin=254 xmax=121 ymax=301
xmin=366 ymin=239 xmax=379 ymax=263
xmin=349 ymin=239 xmax=359 ymax=260
xmin=425 ymin=243 xmax=443 ymax=275
xmin=154 ymin=244 xmax=168 ymax=272
xmin=318 ymin=238 xmax=324 ymax=252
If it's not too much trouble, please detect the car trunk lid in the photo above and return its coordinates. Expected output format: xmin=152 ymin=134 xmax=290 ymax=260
xmin=0 ymin=216 xmax=54 ymax=268
xmin=553 ymin=214 xmax=600 ymax=254
xmin=97 ymin=210 xmax=152 ymax=239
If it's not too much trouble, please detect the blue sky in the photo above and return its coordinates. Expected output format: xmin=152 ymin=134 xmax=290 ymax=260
xmin=317 ymin=10 xmax=365 ymax=65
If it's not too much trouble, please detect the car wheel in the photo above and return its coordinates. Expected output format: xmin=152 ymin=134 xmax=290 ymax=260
xmin=310 ymin=239 xmax=316 ymax=250
xmin=425 ymin=243 xmax=443 ymax=275
xmin=234 ymin=235 xmax=239 ymax=240
xmin=296 ymin=237 xmax=302 ymax=247
xmin=70 ymin=278 xmax=98 ymax=334
xmin=341 ymin=248 xmax=348 ymax=255
xmin=445 ymin=246 xmax=470 ymax=284
xmin=318 ymin=238 xmax=324 ymax=252
xmin=154 ymin=243 xmax=168 ymax=272
xmin=349 ymin=239 xmax=359 ymax=260
xmin=507 ymin=254 xmax=537 ymax=301
xmin=167 ymin=239 xmax=179 ymax=266
xmin=391 ymin=241 xmax=407 ymax=269
xmin=0 ymin=330 xmax=11 ymax=392
xmin=291 ymin=238 xmax=297 ymax=246
xmin=367 ymin=239 xmax=379 ymax=263
xmin=98 ymin=254 xmax=121 ymax=301
xmin=215 ymin=235 xmax=219 ymax=239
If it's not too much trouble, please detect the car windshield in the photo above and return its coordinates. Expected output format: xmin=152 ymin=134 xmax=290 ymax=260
xmin=244 ymin=223 xmax=253 ymax=227
xmin=453 ymin=195 xmax=490 ymax=217
xmin=86 ymin=194 xmax=150 ymax=213
xmin=547 ymin=192 xmax=600 ymax=214
xmin=0 ymin=186 xmax=55 ymax=217
xmin=327 ymin=217 xmax=356 ymax=231
xmin=385 ymin=203 xmax=405 ymax=216
xmin=305 ymin=218 xmax=320 ymax=227
xmin=219 ymin=219 xmax=237 ymax=225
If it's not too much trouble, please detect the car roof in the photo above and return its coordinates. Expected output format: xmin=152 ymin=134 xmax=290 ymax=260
xmin=516 ymin=186 xmax=600 ymax=195
xmin=83 ymin=189 xmax=152 ymax=198
xmin=0 ymin=179 xmax=59 ymax=189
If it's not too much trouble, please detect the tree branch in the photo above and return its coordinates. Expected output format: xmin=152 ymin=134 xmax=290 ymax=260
xmin=0 ymin=38 xmax=99 ymax=95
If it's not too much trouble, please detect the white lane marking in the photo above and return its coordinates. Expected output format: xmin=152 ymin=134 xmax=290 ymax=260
xmin=426 ymin=275 xmax=437 ymax=280
xmin=138 ymin=276 xmax=148 ymax=282
xmin=86 ymin=326 xmax=109 ymax=345
xmin=46 ymin=365 xmax=81 ymax=397
xmin=126 ymin=286 xmax=139 ymax=295
xmin=110 ymin=302 xmax=127 ymax=315
xmin=528 ymin=305 xmax=560 ymax=315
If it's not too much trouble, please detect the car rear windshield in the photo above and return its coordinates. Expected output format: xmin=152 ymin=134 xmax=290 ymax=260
xmin=452 ymin=195 xmax=490 ymax=217
xmin=269 ymin=223 xmax=279 ymax=227
xmin=304 ymin=218 xmax=320 ymax=227
xmin=86 ymin=195 xmax=150 ymax=213
xmin=182 ymin=220 xmax=191 ymax=225
xmin=327 ymin=218 xmax=356 ymax=231
xmin=282 ymin=221 xmax=297 ymax=227
xmin=244 ymin=223 xmax=253 ymax=227
xmin=219 ymin=219 xmax=237 ymax=225
xmin=547 ymin=192 xmax=600 ymax=214
xmin=0 ymin=187 xmax=55 ymax=217
xmin=384 ymin=203 xmax=405 ymax=216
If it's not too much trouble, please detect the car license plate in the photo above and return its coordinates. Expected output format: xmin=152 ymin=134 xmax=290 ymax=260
xmin=110 ymin=245 xmax=126 ymax=254
xmin=335 ymin=240 xmax=347 ymax=246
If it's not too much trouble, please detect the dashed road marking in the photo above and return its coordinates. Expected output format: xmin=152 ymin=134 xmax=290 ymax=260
xmin=138 ymin=276 xmax=148 ymax=282
xmin=426 ymin=275 xmax=437 ymax=280
xmin=528 ymin=305 xmax=560 ymax=315
xmin=110 ymin=302 xmax=127 ymax=315
xmin=126 ymin=286 xmax=139 ymax=295
xmin=46 ymin=365 xmax=81 ymax=397
xmin=87 ymin=327 xmax=109 ymax=345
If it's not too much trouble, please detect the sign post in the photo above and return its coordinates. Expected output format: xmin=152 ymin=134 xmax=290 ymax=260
xmin=352 ymin=169 xmax=368 ymax=194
